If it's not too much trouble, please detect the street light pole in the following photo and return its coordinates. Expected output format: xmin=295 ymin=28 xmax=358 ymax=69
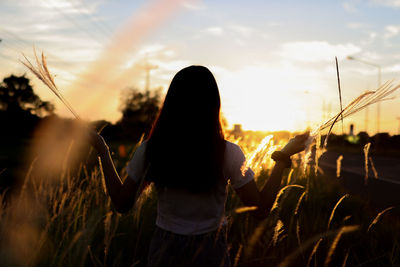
xmin=347 ymin=56 xmax=382 ymax=134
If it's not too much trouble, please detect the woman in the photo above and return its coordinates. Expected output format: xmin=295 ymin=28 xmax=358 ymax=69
xmin=89 ymin=66 xmax=309 ymax=266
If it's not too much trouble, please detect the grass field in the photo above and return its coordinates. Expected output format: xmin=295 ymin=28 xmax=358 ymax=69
xmin=0 ymin=133 xmax=399 ymax=267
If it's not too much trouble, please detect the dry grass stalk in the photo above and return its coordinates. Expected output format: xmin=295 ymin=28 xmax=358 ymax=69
xmin=273 ymin=220 xmax=285 ymax=246
xmin=294 ymin=191 xmax=307 ymax=259
xmin=335 ymin=56 xmax=344 ymax=134
xmin=327 ymin=194 xmax=349 ymax=230
xmin=367 ymin=206 xmax=395 ymax=232
xmin=294 ymin=191 xmax=307 ymax=217
xmin=278 ymin=225 xmax=359 ymax=267
xmin=246 ymin=220 xmax=267 ymax=258
xmin=103 ymin=211 xmax=120 ymax=264
xmin=296 ymin=220 xmax=303 ymax=259
xmin=342 ymin=249 xmax=350 ymax=267
xmin=103 ymin=211 xmax=113 ymax=257
xmin=133 ymin=183 xmax=154 ymax=224
xmin=235 ymin=206 xmax=258 ymax=214
xmin=241 ymin=134 xmax=277 ymax=175
xmin=307 ymin=237 xmax=323 ymax=267
xmin=21 ymin=49 xmax=80 ymax=119
xmin=363 ymin=143 xmax=371 ymax=185
xmin=314 ymin=132 xmax=325 ymax=175
xmin=233 ymin=244 xmax=243 ymax=267
xmin=324 ymin=225 xmax=359 ymax=267
xmin=98 ymin=158 xmax=108 ymax=195
xmin=336 ymin=155 xmax=343 ymax=178
xmin=368 ymin=157 xmax=379 ymax=179
xmin=271 ymin=185 xmax=304 ymax=212
xmin=287 ymin=168 xmax=294 ymax=185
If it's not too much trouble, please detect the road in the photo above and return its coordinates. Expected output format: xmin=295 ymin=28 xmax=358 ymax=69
xmin=318 ymin=151 xmax=400 ymax=208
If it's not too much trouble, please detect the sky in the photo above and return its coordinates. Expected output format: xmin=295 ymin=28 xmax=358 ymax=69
xmin=1 ymin=0 xmax=400 ymax=135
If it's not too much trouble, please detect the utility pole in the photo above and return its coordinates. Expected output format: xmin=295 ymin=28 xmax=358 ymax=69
xmin=143 ymin=55 xmax=158 ymax=91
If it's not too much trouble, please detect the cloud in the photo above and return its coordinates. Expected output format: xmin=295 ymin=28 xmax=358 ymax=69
xmin=24 ymin=0 xmax=98 ymax=15
xmin=369 ymin=32 xmax=377 ymax=39
xmin=358 ymin=31 xmax=378 ymax=45
xmin=137 ymin=44 xmax=166 ymax=56
xmin=347 ymin=22 xmax=365 ymax=29
xmin=357 ymin=51 xmax=382 ymax=61
xmin=279 ymin=41 xmax=361 ymax=62
xmin=0 ymin=0 xmax=107 ymax=66
xmin=229 ymin=25 xmax=255 ymax=37
xmin=384 ymin=64 xmax=400 ymax=72
xmin=384 ymin=25 xmax=400 ymax=38
xmin=181 ymin=0 xmax=206 ymax=10
xmin=342 ymin=0 xmax=361 ymax=12
xmin=201 ymin=24 xmax=262 ymax=41
xmin=370 ymin=0 xmax=400 ymax=8
xmin=203 ymin=27 xmax=224 ymax=36
xmin=152 ymin=59 xmax=191 ymax=72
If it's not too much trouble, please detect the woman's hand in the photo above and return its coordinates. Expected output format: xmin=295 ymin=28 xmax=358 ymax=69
xmin=87 ymin=129 xmax=109 ymax=154
xmin=281 ymin=132 xmax=310 ymax=156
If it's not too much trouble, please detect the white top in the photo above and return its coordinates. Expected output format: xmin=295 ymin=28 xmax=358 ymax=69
xmin=126 ymin=140 xmax=254 ymax=235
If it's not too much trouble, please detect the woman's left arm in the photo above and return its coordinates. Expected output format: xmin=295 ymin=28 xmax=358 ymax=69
xmin=90 ymin=131 xmax=139 ymax=213
xmin=235 ymin=132 xmax=309 ymax=219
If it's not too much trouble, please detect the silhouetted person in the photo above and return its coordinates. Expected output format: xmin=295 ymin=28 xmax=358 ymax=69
xmin=89 ymin=66 xmax=309 ymax=266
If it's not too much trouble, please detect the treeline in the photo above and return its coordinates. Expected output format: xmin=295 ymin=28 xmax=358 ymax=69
xmin=0 ymin=74 xmax=161 ymax=142
xmin=325 ymin=132 xmax=400 ymax=156
xmin=0 ymin=74 xmax=161 ymax=192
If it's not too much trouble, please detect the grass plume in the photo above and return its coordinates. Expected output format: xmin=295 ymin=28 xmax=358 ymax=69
xmin=305 ymin=81 xmax=400 ymax=150
xmin=327 ymin=194 xmax=349 ymax=230
xmin=324 ymin=225 xmax=359 ymax=267
xmin=369 ymin=157 xmax=379 ymax=179
xmin=336 ymin=155 xmax=343 ymax=178
xmin=367 ymin=206 xmax=395 ymax=232
xmin=235 ymin=206 xmax=258 ymax=214
xmin=21 ymin=48 xmax=81 ymax=120
xmin=364 ymin=143 xmax=371 ymax=185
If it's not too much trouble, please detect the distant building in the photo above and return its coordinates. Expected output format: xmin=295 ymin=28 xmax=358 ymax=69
xmin=346 ymin=124 xmax=359 ymax=144
xmin=349 ymin=124 xmax=354 ymax=136
xmin=232 ymin=124 xmax=243 ymax=138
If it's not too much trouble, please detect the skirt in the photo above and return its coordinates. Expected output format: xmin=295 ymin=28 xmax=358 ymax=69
xmin=147 ymin=226 xmax=231 ymax=267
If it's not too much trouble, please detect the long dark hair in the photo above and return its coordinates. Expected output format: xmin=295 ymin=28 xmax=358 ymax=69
xmin=145 ymin=65 xmax=225 ymax=193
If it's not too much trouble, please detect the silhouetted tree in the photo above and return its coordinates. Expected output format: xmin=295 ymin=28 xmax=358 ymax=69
xmin=117 ymin=88 xmax=161 ymax=141
xmin=0 ymin=74 xmax=55 ymax=139
xmin=0 ymin=74 xmax=54 ymax=116
xmin=357 ymin=131 xmax=370 ymax=146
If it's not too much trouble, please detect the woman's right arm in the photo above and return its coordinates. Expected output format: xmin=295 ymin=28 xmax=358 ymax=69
xmin=235 ymin=133 xmax=309 ymax=219
xmin=89 ymin=131 xmax=140 ymax=213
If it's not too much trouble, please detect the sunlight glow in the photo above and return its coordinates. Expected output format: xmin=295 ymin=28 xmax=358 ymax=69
xmin=215 ymin=65 xmax=311 ymax=132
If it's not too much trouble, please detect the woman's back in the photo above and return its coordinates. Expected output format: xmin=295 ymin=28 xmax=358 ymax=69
xmin=126 ymin=140 xmax=254 ymax=235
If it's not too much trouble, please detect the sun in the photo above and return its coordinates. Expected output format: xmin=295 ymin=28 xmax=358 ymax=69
xmin=214 ymin=65 xmax=310 ymax=132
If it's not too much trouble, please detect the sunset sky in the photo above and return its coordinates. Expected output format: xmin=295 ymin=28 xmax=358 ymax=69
xmin=1 ymin=0 xmax=400 ymax=134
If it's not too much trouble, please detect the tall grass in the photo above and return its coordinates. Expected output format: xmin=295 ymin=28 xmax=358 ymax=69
xmin=1 ymin=132 xmax=398 ymax=266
